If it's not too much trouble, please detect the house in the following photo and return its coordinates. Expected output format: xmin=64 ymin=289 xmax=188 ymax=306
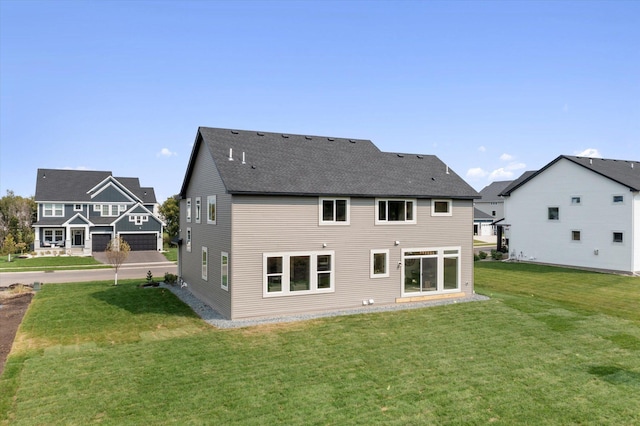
xmin=499 ymin=155 xmax=640 ymax=274
xmin=475 ymin=180 xmax=512 ymax=220
xmin=33 ymin=169 xmax=164 ymax=255
xmin=473 ymin=208 xmax=495 ymax=237
xmin=177 ymin=127 xmax=480 ymax=320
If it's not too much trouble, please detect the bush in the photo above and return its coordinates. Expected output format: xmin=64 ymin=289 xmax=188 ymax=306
xmin=164 ymin=272 xmax=178 ymax=285
xmin=478 ymin=251 xmax=488 ymax=260
xmin=474 ymin=254 xmax=480 ymax=262
xmin=490 ymin=249 xmax=503 ymax=260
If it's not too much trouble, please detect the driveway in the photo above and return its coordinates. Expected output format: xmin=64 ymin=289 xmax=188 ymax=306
xmin=92 ymin=250 xmax=169 ymax=264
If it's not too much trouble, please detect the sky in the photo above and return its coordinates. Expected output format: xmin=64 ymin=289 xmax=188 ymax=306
xmin=1 ymin=0 xmax=639 ymax=203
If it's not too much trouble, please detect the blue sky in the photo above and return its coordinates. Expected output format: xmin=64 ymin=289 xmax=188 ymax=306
xmin=1 ymin=0 xmax=638 ymax=203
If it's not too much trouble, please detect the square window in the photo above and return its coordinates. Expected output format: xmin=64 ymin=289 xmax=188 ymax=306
xmin=74 ymin=204 xmax=83 ymax=211
xmin=613 ymin=232 xmax=623 ymax=243
xmin=548 ymin=207 xmax=559 ymax=220
xmin=371 ymin=249 xmax=389 ymax=278
xmin=319 ymin=198 xmax=349 ymax=224
xmin=571 ymin=231 xmax=581 ymax=241
xmin=571 ymin=197 xmax=581 ymax=205
xmin=431 ymin=199 xmax=452 ymax=216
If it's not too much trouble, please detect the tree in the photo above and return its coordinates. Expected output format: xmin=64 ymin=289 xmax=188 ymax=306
xmin=105 ymin=236 xmax=130 ymax=286
xmin=0 ymin=190 xmax=36 ymax=252
xmin=159 ymin=195 xmax=180 ymax=239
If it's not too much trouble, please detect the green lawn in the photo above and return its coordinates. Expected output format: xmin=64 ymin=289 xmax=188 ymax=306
xmin=1 ymin=264 xmax=639 ymax=424
xmin=0 ymin=255 xmax=107 ymax=272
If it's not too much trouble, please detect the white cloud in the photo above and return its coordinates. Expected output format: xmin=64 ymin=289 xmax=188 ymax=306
xmin=575 ymin=148 xmax=602 ymax=158
xmin=500 ymin=153 xmax=514 ymax=161
xmin=506 ymin=162 xmax=526 ymax=171
xmin=478 ymin=146 xmax=486 ymax=152
xmin=466 ymin=167 xmax=488 ymax=179
xmin=489 ymin=168 xmax=514 ymax=180
xmin=157 ymin=148 xmax=177 ymax=158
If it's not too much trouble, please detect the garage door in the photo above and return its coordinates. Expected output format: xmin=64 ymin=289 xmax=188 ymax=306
xmin=122 ymin=233 xmax=156 ymax=251
xmin=92 ymin=234 xmax=112 ymax=252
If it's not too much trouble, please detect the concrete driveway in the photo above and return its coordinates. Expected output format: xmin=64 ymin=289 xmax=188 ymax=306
xmin=92 ymin=250 xmax=169 ymax=264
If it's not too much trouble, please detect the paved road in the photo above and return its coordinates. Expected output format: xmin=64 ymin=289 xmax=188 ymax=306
xmin=0 ymin=262 xmax=177 ymax=287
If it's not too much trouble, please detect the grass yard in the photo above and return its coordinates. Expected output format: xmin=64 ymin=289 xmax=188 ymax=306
xmin=1 ymin=264 xmax=640 ymax=424
xmin=0 ymin=255 xmax=106 ymax=272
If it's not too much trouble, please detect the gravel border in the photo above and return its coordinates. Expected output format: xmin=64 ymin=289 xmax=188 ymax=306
xmin=162 ymin=283 xmax=490 ymax=329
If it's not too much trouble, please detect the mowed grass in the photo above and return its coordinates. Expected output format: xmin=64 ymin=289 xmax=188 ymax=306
xmin=0 ymin=255 xmax=106 ymax=272
xmin=1 ymin=264 xmax=640 ymax=424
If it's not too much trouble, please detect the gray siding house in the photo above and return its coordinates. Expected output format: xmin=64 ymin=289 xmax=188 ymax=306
xmin=178 ymin=127 xmax=480 ymax=320
xmin=33 ymin=169 xmax=164 ymax=255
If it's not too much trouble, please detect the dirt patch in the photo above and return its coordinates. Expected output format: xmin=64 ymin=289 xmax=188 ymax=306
xmin=0 ymin=292 xmax=33 ymax=375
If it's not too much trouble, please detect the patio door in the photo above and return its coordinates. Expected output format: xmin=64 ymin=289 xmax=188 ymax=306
xmin=402 ymin=248 xmax=460 ymax=296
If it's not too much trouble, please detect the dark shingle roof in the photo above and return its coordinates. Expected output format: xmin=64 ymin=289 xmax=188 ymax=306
xmin=35 ymin=169 xmax=157 ymax=203
xmin=500 ymin=155 xmax=640 ymax=196
xmin=181 ymin=127 xmax=479 ymax=199
xmin=474 ymin=208 xmax=493 ymax=220
xmin=477 ymin=180 xmax=513 ymax=202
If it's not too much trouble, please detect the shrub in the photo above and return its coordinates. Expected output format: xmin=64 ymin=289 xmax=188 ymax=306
xmin=474 ymin=254 xmax=480 ymax=262
xmin=490 ymin=249 xmax=503 ymax=260
xmin=164 ymin=272 xmax=178 ymax=285
xmin=478 ymin=251 xmax=488 ymax=260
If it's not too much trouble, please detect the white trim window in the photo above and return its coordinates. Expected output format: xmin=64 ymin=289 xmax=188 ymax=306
xmin=74 ymin=204 xmax=83 ymax=211
xmin=43 ymin=228 xmax=64 ymax=243
xmin=431 ymin=199 xmax=452 ymax=217
xmin=43 ymin=203 xmax=64 ymax=217
xmin=186 ymin=198 xmax=192 ymax=223
xmin=376 ymin=199 xmax=416 ymax=224
xmin=263 ymin=251 xmax=335 ymax=297
xmin=319 ymin=198 xmax=350 ymax=225
xmin=221 ymin=252 xmax=229 ymax=291
xmin=571 ymin=230 xmax=581 ymax=242
xmin=96 ymin=204 xmax=126 ymax=217
xmin=402 ymin=247 xmax=460 ymax=296
xmin=571 ymin=196 xmax=581 ymax=205
xmin=370 ymin=249 xmax=389 ymax=278
xmin=128 ymin=215 xmax=149 ymax=225
xmin=202 ymin=247 xmax=208 ymax=280
xmin=186 ymin=227 xmax=192 ymax=252
xmin=195 ymin=197 xmax=201 ymax=223
xmin=207 ymin=195 xmax=217 ymax=225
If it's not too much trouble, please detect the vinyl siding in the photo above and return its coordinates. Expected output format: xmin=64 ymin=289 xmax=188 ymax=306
xmin=230 ymin=195 xmax=474 ymax=319
xmin=504 ymin=159 xmax=635 ymax=272
xmin=179 ymin=143 xmax=232 ymax=318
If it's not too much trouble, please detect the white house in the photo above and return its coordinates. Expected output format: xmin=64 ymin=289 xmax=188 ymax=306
xmin=499 ymin=155 xmax=640 ymax=274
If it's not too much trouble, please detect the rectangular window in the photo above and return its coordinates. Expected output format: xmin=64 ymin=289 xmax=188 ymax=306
xmin=613 ymin=195 xmax=624 ymax=204
xmin=571 ymin=196 xmax=581 ymax=205
xmin=221 ymin=252 xmax=229 ymax=291
xmin=572 ymin=230 xmax=581 ymax=241
xmin=548 ymin=207 xmax=559 ymax=220
xmin=201 ymin=247 xmax=208 ymax=280
xmin=431 ymin=199 xmax=452 ymax=216
xmin=319 ymin=198 xmax=349 ymax=225
xmin=186 ymin=227 xmax=192 ymax=252
xmin=613 ymin=232 xmax=623 ymax=243
xmin=402 ymin=247 xmax=460 ymax=295
xmin=370 ymin=249 xmax=389 ymax=278
xmin=43 ymin=203 xmax=64 ymax=217
xmin=263 ymin=251 xmax=335 ymax=297
xmin=74 ymin=204 xmax=83 ymax=211
xmin=207 ymin=195 xmax=216 ymax=224
xmin=186 ymin=198 xmax=192 ymax=222
xmin=195 ymin=197 xmax=201 ymax=223
xmin=376 ymin=199 xmax=416 ymax=224
xmin=43 ymin=229 xmax=64 ymax=243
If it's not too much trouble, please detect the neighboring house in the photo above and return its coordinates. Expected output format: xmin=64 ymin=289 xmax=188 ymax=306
xmin=475 ymin=180 xmax=512 ymax=220
xmin=33 ymin=169 xmax=164 ymax=255
xmin=499 ymin=155 xmax=640 ymax=274
xmin=177 ymin=127 xmax=480 ymax=320
xmin=473 ymin=208 xmax=494 ymax=236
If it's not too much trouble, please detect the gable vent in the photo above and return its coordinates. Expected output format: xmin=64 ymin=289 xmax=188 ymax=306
xmin=328 ymin=138 xmax=335 ymax=141
xmin=231 ymin=130 xmax=239 ymax=134
xmin=282 ymin=134 xmax=289 ymax=138
xmin=397 ymin=154 xmax=404 ymax=158
xmin=305 ymin=136 xmax=312 ymax=140
xmin=417 ymin=155 xmax=423 ymax=159
xmin=349 ymin=139 xmax=356 ymax=143
xmin=257 ymin=132 xmax=264 ymax=136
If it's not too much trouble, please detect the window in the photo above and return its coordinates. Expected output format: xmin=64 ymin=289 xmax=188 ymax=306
xmin=221 ymin=252 xmax=229 ymax=291
xmin=613 ymin=232 xmax=624 ymax=243
xmin=319 ymin=198 xmax=349 ymax=225
xmin=402 ymin=247 xmax=460 ymax=295
xmin=207 ymin=195 xmax=216 ymax=224
xmin=43 ymin=229 xmax=64 ymax=243
xmin=492 ymin=211 xmax=496 ymax=217
xmin=376 ymin=199 xmax=416 ymax=224
xmin=263 ymin=251 xmax=335 ymax=296
xmin=431 ymin=200 xmax=452 ymax=216
xmin=43 ymin=203 xmax=64 ymax=217
xmin=96 ymin=204 xmax=126 ymax=217
xmin=613 ymin=195 xmax=624 ymax=204
xmin=74 ymin=204 xmax=83 ymax=211
xmin=195 ymin=197 xmax=201 ymax=223
xmin=370 ymin=249 xmax=389 ymax=278
xmin=571 ymin=230 xmax=581 ymax=241
xmin=201 ymin=247 xmax=208 ymax=280
xmin=571 ymin=196 xmax=581 ymax=205
xmin=186 ymin=198 xmax=192 ymax=222
xmin=128 ymin=215 xmax=149 ymax=225
xmin=548 ymin=207 xmax=559 ymax=220
xmin=186 ymin=227 xmax=192 ymax=252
